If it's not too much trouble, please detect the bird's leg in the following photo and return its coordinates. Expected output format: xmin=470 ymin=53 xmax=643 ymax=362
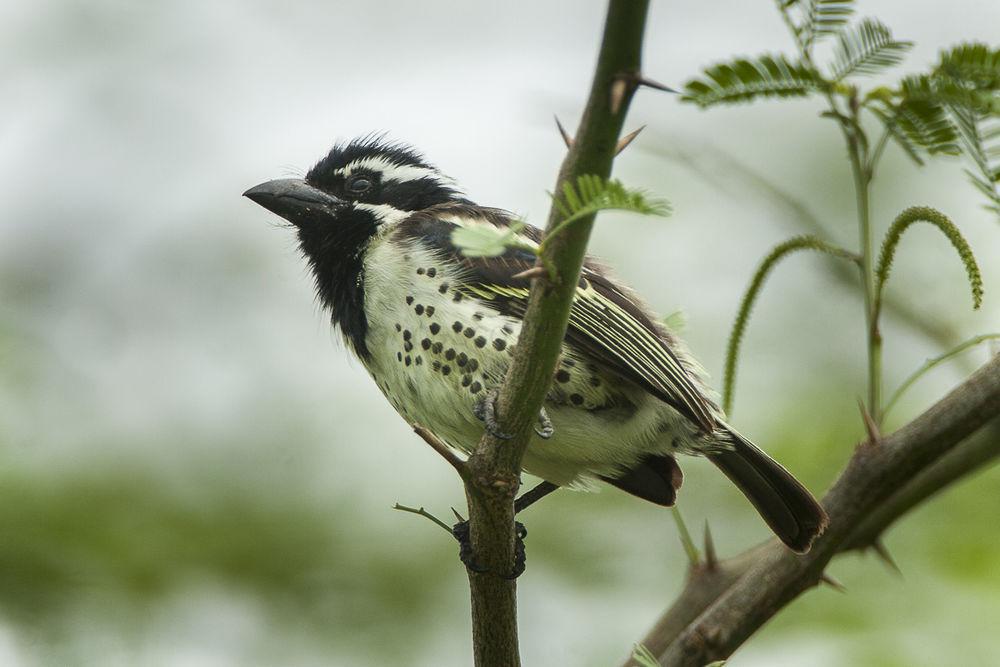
xmin=450 ymin=481 xmax=557 ymax=579
xmin=473 ymin=388 xmax=513 ymax=440
xmin=534 ymin=407 xmax=554 ymax=439
xmin=451 ymin=519 xmax=528 ymax=579
xmin=514 ymin=480 xmax=559 ymax=514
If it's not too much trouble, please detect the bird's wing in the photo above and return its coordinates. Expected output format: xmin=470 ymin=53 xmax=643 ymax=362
xmin=393 ymin=206 xmax=717 ymax=432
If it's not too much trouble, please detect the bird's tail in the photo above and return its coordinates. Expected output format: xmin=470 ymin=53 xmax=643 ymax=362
xmin=707 ymin=427 xmax=828 ymax=553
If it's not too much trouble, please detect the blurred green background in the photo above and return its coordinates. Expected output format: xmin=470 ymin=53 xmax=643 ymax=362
xmin=2 ymin=1 xmax=999 ymax=665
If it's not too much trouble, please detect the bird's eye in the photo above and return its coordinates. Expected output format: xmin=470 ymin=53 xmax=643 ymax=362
xmin=346 ymin=176 xmax=373 ymax=194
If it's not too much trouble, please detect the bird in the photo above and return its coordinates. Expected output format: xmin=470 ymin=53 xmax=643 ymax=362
xmin=244 ymin=136 xmax=828 ymax=560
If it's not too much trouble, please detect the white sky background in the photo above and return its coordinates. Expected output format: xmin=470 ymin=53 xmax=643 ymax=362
xmin=2 ymin=1 xmax=999 ymax=665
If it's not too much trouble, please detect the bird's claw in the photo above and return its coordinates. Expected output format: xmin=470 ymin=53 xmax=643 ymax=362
xmin=452 ymin=519 xmax=527 ymax=579
xmin=473 ymin=389 xmax=513 ymax=440
xmin=534 ymin=407 xmax=554 ymax=439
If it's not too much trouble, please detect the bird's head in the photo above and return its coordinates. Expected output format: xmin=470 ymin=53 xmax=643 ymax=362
xmin=244 ymin=136 xmax=466 ymax=242
xmin=244 ymin=137 xmax=465 ymax=353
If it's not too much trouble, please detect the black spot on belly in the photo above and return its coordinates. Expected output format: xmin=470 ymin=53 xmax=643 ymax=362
xmin=438 ymin=283 xmax=449 ymax=294
xmin=570 ymin=393 xmax=584 ymax=406
xmin=456 ymin=353 xmax=468 ymax=367
xmin=492 ymin=338 xmax=507 ymax=351
xmin=404 ymin=356 xmax=411 ymax=366
xmin=589 ymin=376 xmax=601 ymax=387
xmin=474 ymin=336 xmax=486 ymax=348
xmin=415 ymin=356 xmax=423 ymax=365
xmin=397 ymin=352 xmax=402 ymax=362
xmin=421 ymin=338 xmax=431 ymax=350
xmin=402 ymin=330 xmax=411 ymax=340
xmin=426 ymin=267 xmax=437 ymax=277
xmin=452 ymin=321 xmax=463 ymax=333
xmin=442 ymin=365 xmax=451 ymax=375
xmin=555 ymin=370 xmax=571 ymax=383
xmin=502 ymin=324 xmax=514 ymax=335
xmin=404 ymin=341 xmax=413 ymax=352
xmin=563 ymin=358 xmax=576 ymax=367
xmin=394 ymin=324 xmax=401 ymax=332
xmin=470 ymin=381 xmax=482 ymax=394
xmin=430 ymin=323 xmax=441 ymax=335
xmin=445 ymin=348 xmax=456 ymax=360
xmin=416 ymin=268 xmax=425 ymax=275
xmin=432 ymin=342 xmax=443 ymax=354
xmin=414 ymin=304 xmax=424 ymax=315
xmin=463 ymin=327 xmax=475 ymax=338
xmin=453 ymin=292 xmax=463 ymax=302
xmin=461 ymin=375 xmax=472 ymax=387
xmin=467 ymin=359 xmax=479 ymax=372
xmin=425 ymin=306 xmax=435 ymax=316
xmin=405 ymin=296 xmax=414 ymax=305
xmin=432 ymin=360 xmax=441 ymax=371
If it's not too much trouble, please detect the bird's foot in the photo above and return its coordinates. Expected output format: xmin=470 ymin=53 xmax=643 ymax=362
xmin=452 ymin=519 xmax=527 ymax=579
xmin=473 ymin=389 xmax=513 ymax=440
xmin=534 ymin=407 xmax=554 ymax=439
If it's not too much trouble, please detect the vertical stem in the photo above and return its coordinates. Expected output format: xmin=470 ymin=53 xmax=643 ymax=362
xmin=847 ymin=125 xmax=882 ymax=424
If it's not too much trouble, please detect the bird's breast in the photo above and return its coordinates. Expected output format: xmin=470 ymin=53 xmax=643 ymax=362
xmin=359 ymin=238 xmax=522 ymax=448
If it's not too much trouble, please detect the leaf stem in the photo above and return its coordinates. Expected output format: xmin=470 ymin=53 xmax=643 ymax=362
xmin=670 ymin=506 xmax=701 ymax=566
xmin=883 ymin=334 xmax=1000 ymax=419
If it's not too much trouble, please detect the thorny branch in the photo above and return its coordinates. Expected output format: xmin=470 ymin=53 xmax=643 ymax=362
xmin=626 ymin=354 xmax=1000 ymax=666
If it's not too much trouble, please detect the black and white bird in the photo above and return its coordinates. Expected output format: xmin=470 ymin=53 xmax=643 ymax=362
xmin=245 ymin=137 xmax=828 ymax=554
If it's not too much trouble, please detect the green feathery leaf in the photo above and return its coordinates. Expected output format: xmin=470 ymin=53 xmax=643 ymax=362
xmin=631 ymin=644 xmax=662 ymax=667
xmin=451 ymin=220 xmax=532 ymax=258
xmin=875 ymin=206 xmax=983 ymax=312
xmin=951 ymin=105 xmax=1000 ymax=215
xmin=682 ymin=54 xmax=823 ymax=108
xmin=935 ymin=42 xmax=1000 ymax=91
xmin=723 ymin=236 xmax=858 ymax=416
xmin=830 ymin=18 xmax=912 ymax=81
xmin=551 ymin=175 xmax=671 ymax=223
xmin=795 ymin=0 xmax=856 ymax=50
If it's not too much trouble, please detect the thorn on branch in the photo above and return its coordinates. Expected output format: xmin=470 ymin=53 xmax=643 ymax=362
xmin=635 ymin=74 xmax=677 ymax=93
xmin=511 ymin=265 xmax=548 ymax=281
xmin=703 ymin=521 xmax=719 ymax=570
xmin=610 ymin=77 xmax=629 ymax=115
xmin=871 ymin=539 xmax=902 ymax=575
xmin=414 ymin=424 xmax=470 ymax=479
xmin=820 ymin=572 xmax=847 ymax=593
xmin=615 ymin=125 xmax=646 ymax=156
xmin=611 ymin=72 xmax=678 ymax=114
xmin=451 ymin=507 xmax=466 ymax=523
xmin=857 ymin=399 xmax=882 ymax=446
xmin=554 ymin=115 xmax=574 ymax=150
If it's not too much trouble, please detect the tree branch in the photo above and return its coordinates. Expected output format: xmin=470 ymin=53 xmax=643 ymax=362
xmin=457 ymin=2 xmax=652 ymax=665
xmin=627 ymin=354 xmax=1000 ymax=666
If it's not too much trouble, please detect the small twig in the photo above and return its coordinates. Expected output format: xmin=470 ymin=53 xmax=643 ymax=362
xmin=615 ymin=125 xmax=646 ymax=155
xmin=554 ymin=115 xmax=574 ymax=149
xmin=670 ymin=507 xmax=700 ymax=567
xmin=393 ymin=503 xmax=454 ymax=535
xmin=883 ymin=333 xmax=1000 ymax=419
xmin=413 ymin=424 xmax=469 ymax=479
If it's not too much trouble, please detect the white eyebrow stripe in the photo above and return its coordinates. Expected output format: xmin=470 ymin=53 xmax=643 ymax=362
xmin=355 ymin=202 xmax=409 ymax=226
xmin=334 ymin=155 xmax=457 ymax=187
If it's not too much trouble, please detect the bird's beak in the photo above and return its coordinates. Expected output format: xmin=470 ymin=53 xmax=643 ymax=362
xmin=243 ymin=178 xmax=346 ymax=226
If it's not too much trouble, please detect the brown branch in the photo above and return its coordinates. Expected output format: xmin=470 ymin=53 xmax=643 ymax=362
xmin=627 ymin=355 xmax=1000 ymax=666
xmin=456 ymin=2 xmax=653 ymax=666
